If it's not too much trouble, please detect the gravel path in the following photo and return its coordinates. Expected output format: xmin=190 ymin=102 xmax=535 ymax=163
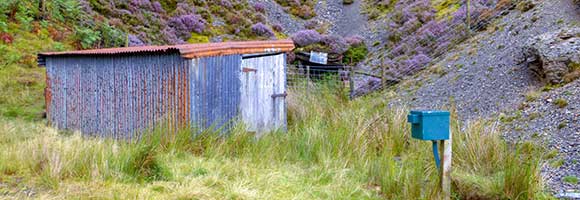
xmin=250 ymin=0 xmax=374 ymax=43
xmin=246 ymin=0 xmax=305 ymax=34
xmin=315 ymin=0 xmax=370 ymax=38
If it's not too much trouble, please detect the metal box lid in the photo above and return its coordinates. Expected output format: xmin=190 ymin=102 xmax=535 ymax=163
xmin=410 ymin=110 xmax=450 ymax=116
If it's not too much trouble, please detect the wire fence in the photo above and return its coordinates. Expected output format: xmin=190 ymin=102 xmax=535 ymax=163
xmin=286 ymin=64 xmax=354 ymax=96
xmin=286 ymin=1 xmax=519 ymax=98
xmin=351 ymin=1 xmax=520 ymax=96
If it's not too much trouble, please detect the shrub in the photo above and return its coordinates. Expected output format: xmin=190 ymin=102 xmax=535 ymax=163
xmin=553 ymin=98 xmax=568 ymax=108
xmin=128 ymin=34 xmax=145 ymax=46
xmin=168 ymin=14 xmax=206 ymax=40
xmin=275 ymin=0 xmax=317 ymax=19
xmin=291 ymin=29 xmax=322 ymax=47
xmin=321 ymin=35 xmax=349 ymax=54
xmin=253 ymin=2 xmax=266 ymax=13
xmin=173 ymin=2 xmax=196 ymax=16
xmin=563 ymin=176 xmax=579 ymax=184
xmin=272 ymin=23 xmax=284 ymax=32
xmin=345 ymin=35 xmax=364 ymax=46
xmin=74 ymin=27 xmax=101 ymax=49
xmin=187 ymin=33 xmax=209 ymax=43
xmin=343 ymin=43 xmax=368 ymax=64
xmin=161 ymin=27 xmax=183 ymax=44
xmin=251 ymin=23 xmax=276 ymax=39
xmin=304 ymin=19 xmax=320 ymax=30
xmin=218 ymin=0 xmax=233 ymax=9
xmin=151 ymin=1 xmax=165 ymax=13
xmin=294 ymin=4 xmax=316 ymax=19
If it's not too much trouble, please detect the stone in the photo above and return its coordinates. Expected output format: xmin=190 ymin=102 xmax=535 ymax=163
xmin=523 ymin=28 xmax=580 ymax=84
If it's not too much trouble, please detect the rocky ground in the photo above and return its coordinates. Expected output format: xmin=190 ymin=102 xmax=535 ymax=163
xmin=249 ymin=0 xmax=374 ymax=41
xmin=387 ymin=0 xmax=580 ymax=194
xmin=505 ymin=80 xmax=580 ymax=195
xmin=246 ymin=0 xmax=305 ymax=34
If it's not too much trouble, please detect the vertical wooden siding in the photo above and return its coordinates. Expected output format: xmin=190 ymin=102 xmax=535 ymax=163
xmin=239 ymin=54 xmax=287 ymax=134
xmin=46 ymin=54 xmax=190 ymax=139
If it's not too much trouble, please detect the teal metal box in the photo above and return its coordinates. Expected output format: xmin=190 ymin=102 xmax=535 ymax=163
xmin=407 ymin=110 xmax=450 ymax=140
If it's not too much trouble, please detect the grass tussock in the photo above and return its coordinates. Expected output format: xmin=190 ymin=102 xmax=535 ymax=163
xmin=0 ymin=85 xmax=551 ymax=199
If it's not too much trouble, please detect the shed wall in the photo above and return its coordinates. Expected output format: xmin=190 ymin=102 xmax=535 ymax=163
xmin=45 ymin=53 xmax=283 ymax=137
xmin=240 ymin=54 xmax=287 ymax=134
xmin=46 ymin=54 xmax=190 ymax=139
xmin=189 ymin=55 xmax=242 ymax=131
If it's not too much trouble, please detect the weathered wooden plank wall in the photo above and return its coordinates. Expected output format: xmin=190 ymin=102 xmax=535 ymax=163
xmin=239 ymin=54 xmax=286 ymax=134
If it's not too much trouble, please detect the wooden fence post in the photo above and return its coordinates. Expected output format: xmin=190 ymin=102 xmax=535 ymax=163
xmin=440 ymin=130 xmax=452 ymax=200
xmin=466 ymin=0 xmax=471 ymax=30
xmin=306 ymin=65 xmax=311 ymax=94
xmin=349 ymin=67 xmax=354 ymax=99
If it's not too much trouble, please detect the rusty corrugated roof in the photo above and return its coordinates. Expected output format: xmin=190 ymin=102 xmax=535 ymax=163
xmin=39 ymin=40 xmax=295 ymax=59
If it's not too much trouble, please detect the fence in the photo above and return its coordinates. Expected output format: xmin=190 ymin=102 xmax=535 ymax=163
xmin=347 ymin=0 xmax=522 ymax=97
xmin=286 ymin=64 xmax=354 ymax=97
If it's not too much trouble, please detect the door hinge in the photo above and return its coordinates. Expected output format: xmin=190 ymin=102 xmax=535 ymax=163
xmin=271 ymin=92 xmax=287 ymax=98
xmin=242 ymin=67 xmax=257 ymax=73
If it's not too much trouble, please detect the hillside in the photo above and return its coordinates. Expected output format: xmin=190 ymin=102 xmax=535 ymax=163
xmin=0 ymin=0 xmax=579 ymax=198
xmin=382 ymin=0 xmax=580 ymax=194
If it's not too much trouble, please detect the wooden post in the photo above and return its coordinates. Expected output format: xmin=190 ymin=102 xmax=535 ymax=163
xmin=440 ymin=130 xmax=452 ymax=200
xmin=306 ymin=65 xmax=311 ymax=94
xmin=349 ymin=67 xmax=354 ymax=99
xmin=466 ymin=0 xmax=471 ymax=30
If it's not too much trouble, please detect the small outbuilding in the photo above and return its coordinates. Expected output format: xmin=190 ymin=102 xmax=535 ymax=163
xmin=38 ymin=40 xmax=294 ymax=138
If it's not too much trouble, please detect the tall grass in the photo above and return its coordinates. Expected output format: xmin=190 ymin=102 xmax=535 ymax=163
xmin=0 ymin=85 xmax=551 ymax=199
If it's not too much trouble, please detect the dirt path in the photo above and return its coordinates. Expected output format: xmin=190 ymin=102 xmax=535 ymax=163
xmin=332 ymin=0 xmax=368 ymax=37
xmin=314 ymin=0 xmax=372 ymax=40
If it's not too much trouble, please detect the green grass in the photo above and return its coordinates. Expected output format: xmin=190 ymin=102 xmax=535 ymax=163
xmin=0 ymin=86 xmax=552 ymax=199
xmin=553 ymin=98 xmax=568 ymax=108
xmin=562 ymin=176 xmax=578 ymax=185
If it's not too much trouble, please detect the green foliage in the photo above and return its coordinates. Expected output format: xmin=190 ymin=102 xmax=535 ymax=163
xmin=0 ymin=66 xmax=46 ymax=120
xmin=158 ymin=0 xmax=179 ymax=13
xmin=187 ymin=33 xmax=210 ymax=43
xmin=121 ymin=143 xmax=172 ymax=182
xmin=564 ymin=62 xmax=580 ymax=83
xmin=45 ymin=0 xmax=85 ymax=22
xmin=563 ymin=176 xmax=578 ymax=184
xmin=98 ymin=22 xmax=126 ymax=47
xmin=73 ymin=26 xmax=101 ymax=49
xmin=433 ymin=0 xmax=462 ymax=19
xmin=343 ymin=44 xmax=369 ymax=65
xmin=275 ymin=0 xmax=317 ymax=19
xmin=362 ymin=0 xmax=397 ymax=19
xmin=0 ymin=85 xmax=551 ymax=199
xmin=553 ymin=98 xmax=568 ymax=108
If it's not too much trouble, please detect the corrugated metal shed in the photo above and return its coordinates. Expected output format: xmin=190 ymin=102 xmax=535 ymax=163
xmin=41 ymin=40 xmax=294 ymax=138
xmin=38 ymin=40 xmax=294 ymax=65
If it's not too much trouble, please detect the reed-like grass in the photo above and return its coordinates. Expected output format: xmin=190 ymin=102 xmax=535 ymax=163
xmin=0 ymin=85 xmax=551 ymax=199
